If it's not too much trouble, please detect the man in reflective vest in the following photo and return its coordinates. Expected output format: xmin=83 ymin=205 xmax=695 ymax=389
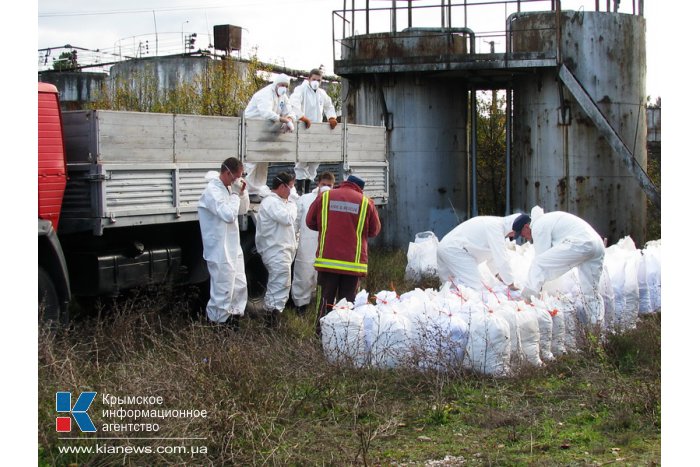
xmin=306 ymin=175 xmax=381 ymax=334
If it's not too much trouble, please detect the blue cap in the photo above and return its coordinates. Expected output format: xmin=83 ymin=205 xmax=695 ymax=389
xmin=511 ymin=214 xmax=531 ymax=239
xmin=346 ymin=175 xmax=365 ymax=190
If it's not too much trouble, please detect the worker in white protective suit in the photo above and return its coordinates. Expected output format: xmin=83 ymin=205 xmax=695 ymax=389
xmin=436 ymin=214 xmax=522 ymax=291
xmin=513 ymin=209 xmax=606 ymax=325
xmin=289 ymin=68 xmax=338 ymax=192
xmin=197 ymin=157 xmax=250 ymax=329
xmin=243 ymin=74 xmax=297 ymax=196
xmin=255 ymin=171 xmax=298 ymax=328
xmin=290 ymin=171 xmax=335 ymax=314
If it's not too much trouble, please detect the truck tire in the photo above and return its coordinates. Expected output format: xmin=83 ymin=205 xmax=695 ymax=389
xmin=240 ymin=230 xmax=267 ymax=318
xmin=39 ymin=266 xmax=63 ymax=324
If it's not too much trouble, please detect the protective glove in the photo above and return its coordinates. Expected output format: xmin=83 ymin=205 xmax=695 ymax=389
xmin=328 ymin=117 xmax=337 ymax=129
xmin=521 ymin=287 xmax=537 ymax=304
xmin=282 ymin=120 xmax=295 ymax=133
xmin=232 ymin=178 xmax=247 ymax=195
xmin=299 ymin=116 xmax=312 ymax=128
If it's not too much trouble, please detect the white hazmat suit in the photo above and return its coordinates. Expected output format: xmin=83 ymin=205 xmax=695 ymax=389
xmin=289 ymin=80 xmax=338 ymax=180
xmin=255 ymin=192 xmax=298 ymax=312
xmin=523 ymin=211 xmax=605 ymax=325
xmin=243 ymin=74 xmax=296 ymax=195
xmin=291 ymin=186 xmax=331 ymax=307
xmin=437 ymin=214 xmax=521 ymax=290
xmin=198 ymin=172 xmax=250 ymax=322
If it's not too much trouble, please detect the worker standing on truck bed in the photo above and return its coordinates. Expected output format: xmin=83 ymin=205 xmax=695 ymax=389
xmin=256 ymin=171 xmax=298 ymax=328
xmin=243 ymin=74 xmax=297 ymax=196
xmin=197 ymin=157 xmax=250 ymax=329
xmin=290 ymin=68 xmax=338 ymax=193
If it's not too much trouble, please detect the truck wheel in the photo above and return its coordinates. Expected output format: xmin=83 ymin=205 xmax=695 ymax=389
xmin=241 ymin=231 xmax=268 ymax=318
xmin=39 ymin=266 xmax=63 ymax=323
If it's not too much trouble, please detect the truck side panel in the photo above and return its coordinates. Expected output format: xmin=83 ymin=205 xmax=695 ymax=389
xmin=174 ymin=114 xmax=240 ymax=162
xmin=60 ymin=110 xmax=389 ymax=236
xmin=346 ymin=124 xmax=388 ymax=204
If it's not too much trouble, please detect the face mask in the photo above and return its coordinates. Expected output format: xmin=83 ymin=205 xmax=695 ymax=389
xmin=277 ymin=86 xmax=287 ymax=97
xmin=310 ymin=80 xmax=320 ymax=91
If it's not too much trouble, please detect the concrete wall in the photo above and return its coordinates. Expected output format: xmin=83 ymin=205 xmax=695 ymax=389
xmin=109 ymin=56 xmax=249 ymax=91
xmin=37 ymin=72 xmax=107 ymax=110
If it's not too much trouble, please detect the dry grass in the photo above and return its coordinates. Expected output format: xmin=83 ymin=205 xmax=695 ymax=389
xmin=38 ymin=251 xmax=660 ymax=466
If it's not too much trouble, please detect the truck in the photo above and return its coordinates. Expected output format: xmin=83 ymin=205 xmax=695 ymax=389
xmin=38 ymin=82 xmax=388 ymax=322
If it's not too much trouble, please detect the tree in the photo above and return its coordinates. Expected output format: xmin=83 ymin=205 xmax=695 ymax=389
xmin=90 ymin=56 xmax=270 ymax=116
xmin=474 ymin=91 xmax=507 ymax=216
xmin=52 ymin=50 xmax=78 ymax=71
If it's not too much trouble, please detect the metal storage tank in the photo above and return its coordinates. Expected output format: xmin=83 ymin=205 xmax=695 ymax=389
xmin=342 ymin=33 xmax=469 ymax=247
xmin=510 ymin=10 xmax=648 ymax=243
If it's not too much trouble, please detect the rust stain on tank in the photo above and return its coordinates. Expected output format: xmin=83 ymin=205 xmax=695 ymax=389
xmin=557 ymin=178 xmax=567 ymax=203
xmin=350 ymin=32 xmax=467 ymax=62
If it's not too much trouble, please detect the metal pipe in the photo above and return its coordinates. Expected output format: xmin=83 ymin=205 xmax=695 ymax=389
xmin=447 ymin=0 xmax=452 ymax=28
xmin=374 ymin=74 xmax=393 ymax=131
xmin=506 ymin=87 xmax=512 ymax=215
xmin=402 ymin=27 xmax=476 ymax=54
xmin=392 ymin=0 xmax=397 ymax=34
xmin=352 ymin=0 xmax=355 ymax=35
xmin=441 ymin=0 xmax=445 ymax=28
xmin=555 ymin=0 xmax=562 ymax=65
xmin=470 ymin=87 xmax=478 ymax=217
xmin=366 ymin=0 xmax=369 ymax=34
xmin=408 ymin=0 xmax=412 ymax=28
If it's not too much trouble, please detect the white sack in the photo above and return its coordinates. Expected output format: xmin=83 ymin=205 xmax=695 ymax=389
xmin=515 ymin=304 xmax=543 ymax=367
xmin=364 ymin=303 xmax=413 ymax=369
xmin=463 ymin=308 xmax=511 ymax=377
xmin=321 ymin=299 xmax=367 ymax=366
xmin=405 ymin=231 xmax=440 ymax=282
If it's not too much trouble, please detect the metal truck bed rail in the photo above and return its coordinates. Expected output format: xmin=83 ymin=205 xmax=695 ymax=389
xmin=60 ymin=110 xmax=387 ymax=235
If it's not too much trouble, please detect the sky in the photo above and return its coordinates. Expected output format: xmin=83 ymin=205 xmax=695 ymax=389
xmin=0 ymin=0 xmax=691 ymax=462
xmin=36 ymin=0 xmax=664 ymax=99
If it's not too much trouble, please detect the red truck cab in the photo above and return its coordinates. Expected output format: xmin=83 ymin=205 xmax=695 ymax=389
xmin=38 ymin=83 xmax=70 ymax=322
xmin=38 ymin=82 xmax=67 ymax=230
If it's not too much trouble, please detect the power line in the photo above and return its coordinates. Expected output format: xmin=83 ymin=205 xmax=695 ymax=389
xmin=38 ymin=0 xmax=323 ymax=18
xmin=39 ymin=5 xmax=231 ymax=18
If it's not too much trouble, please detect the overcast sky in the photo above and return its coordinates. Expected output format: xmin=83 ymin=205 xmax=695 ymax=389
xmin=37 ymin=0 xmax=666 ymax=99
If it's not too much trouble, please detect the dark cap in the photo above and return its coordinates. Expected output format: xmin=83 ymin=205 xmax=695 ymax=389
xmin=346 ymin=175 xmax=365 ymax=190
xmin=511 ymin=214 xmax=531 ymax=239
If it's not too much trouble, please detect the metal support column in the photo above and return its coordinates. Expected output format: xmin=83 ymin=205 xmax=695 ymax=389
xmin=470 ymin=87 xmax=478 ymax=217
xmin=506 ymin=87 xmax=512 ymax=215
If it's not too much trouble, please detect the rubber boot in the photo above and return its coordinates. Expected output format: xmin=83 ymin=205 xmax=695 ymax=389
xmin=265 ymin=309 xmax=281 ymax=329
xmin=228 ymin=315 xmax=241 ymax=332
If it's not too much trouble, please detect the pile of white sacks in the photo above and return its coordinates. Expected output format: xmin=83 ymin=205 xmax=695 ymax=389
xmin=320 ymin=236 xmax=660 ymax=377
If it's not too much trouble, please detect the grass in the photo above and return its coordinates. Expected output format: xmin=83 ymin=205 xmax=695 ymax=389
xmin=38 ymin=249 xmax=660 ymax=466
